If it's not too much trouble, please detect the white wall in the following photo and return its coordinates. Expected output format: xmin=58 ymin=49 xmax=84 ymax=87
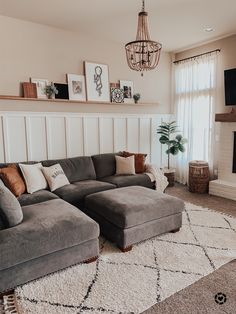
xmin=0 ymin=15 xmax=172 ymax=114
xmin=0 ymin=112 xmax=171 ymax=166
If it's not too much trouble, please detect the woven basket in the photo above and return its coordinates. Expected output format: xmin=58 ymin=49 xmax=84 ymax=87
xmin=189 ymin=160 xmax=209 ymax=193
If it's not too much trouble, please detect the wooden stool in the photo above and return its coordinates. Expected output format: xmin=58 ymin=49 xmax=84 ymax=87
xmin=189 ymin=160 xmax=209 ymax=193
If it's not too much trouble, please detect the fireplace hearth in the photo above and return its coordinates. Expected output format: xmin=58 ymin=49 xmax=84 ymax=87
xmin=209 ymin=121 xmax=236 ymax=201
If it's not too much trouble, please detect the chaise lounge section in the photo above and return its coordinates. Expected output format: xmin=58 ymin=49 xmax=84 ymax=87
xmin=0 ymin=198 xmax=99 ymax=293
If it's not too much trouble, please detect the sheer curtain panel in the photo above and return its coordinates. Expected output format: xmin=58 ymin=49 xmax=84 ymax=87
xmin=174 ymin=51 xmax=218 ymax=184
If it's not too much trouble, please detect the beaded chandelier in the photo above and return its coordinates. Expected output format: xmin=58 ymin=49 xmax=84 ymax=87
xmin=125 ymin=0 xmax=162 ymax=76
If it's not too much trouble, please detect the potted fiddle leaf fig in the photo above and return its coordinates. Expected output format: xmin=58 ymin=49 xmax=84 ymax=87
xmin=157 ymin=121 xmax=187 ymax=186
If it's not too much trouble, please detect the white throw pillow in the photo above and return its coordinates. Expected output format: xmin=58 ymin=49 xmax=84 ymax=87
xmin=19 ymin=163 xmax=48 ymax=194
xmin=115 ymin=155 xmax=135 ymax=175
xmin=42 ymin=164 xmax=70 ymax=192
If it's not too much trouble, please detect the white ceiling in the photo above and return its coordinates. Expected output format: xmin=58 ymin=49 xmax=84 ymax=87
xmin=0 ymin=0 xmax=236 ymax=52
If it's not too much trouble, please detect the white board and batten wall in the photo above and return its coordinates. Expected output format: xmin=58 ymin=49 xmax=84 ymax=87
xmin=0 ymin=112 xmax=172 ymax=166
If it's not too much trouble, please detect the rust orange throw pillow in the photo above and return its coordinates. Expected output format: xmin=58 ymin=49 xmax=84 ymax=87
xmin=0 ymin=164 xmax=26 ymax=197
xmin=122 ymin=151 xmax=147 ymax=174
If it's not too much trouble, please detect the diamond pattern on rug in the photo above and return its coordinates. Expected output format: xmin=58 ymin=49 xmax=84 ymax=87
xmin=83 ymin=261 xmax=158 ymax=313
xmin=159 ymin=269 xmax=201 ymax=301
xmin=192 ymin=226 xmax=236 ymax=250
xmin=15 ymin=202 xmax=236 ymax=314
xmin=188 ymin=210 xmax=231 ymax=228
xmin=159 ymin=224 xmax=198 ymax=245
xmin=152 ymin=240 xmax=213 ymax=275
xmin=205 ymin=247 xmax=236 ymax=269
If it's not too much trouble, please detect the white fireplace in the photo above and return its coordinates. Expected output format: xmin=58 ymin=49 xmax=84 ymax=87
xmin=209 ymin=122 xmax=236 ymax=201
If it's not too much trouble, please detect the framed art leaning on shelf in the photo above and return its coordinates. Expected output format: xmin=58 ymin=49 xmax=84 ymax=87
xmin=84 ymin=61 xmax=110 ymax=102
xmin=67 ymin=74 xmax=86 ymax=101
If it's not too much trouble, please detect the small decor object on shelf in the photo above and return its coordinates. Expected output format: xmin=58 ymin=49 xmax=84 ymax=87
xmin=54 ymin=83 xmax=69 ymax=100
xmin=84 ymin=61 xmax=110 ymax=102
xmin=133 ymin=93 xmax=141 ymax=104
xmin=30 ymin=78 xmax=49 ymax=99
xmin=120 ymin=80 xmax=134 ymax=103
xmin=67 ymin=74 xmax=86 ymax=101
xmin=189 ymin=161 xmax=210 ymax=194
xmin=110 ymin=82 xmax=120 ymax=89
xmin=157 ymin=121 xmax=187 ymax=187
xmin=111 ymin=88 xmax=124 ymax=103
xmin=22 ymin=82 xmax=37 ymax=98
xmin=44 ymin=83 xmax=58 ymax=99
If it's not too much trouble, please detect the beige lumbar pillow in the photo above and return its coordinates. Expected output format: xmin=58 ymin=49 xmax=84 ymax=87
xmin=19 ymin=163 xmax=48 ymax=194
xmin=115 ymin=155 xmax=135 ymax=175
xmin=42 ymin=164 xmax=70 ymax=192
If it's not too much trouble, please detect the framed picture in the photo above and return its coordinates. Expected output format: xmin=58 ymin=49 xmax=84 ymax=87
xmin=30 ymin=78 xmax=49 ymax=99
xmin=54 ymin=83 xmax=69 ymax=100
xmin=67 ymin=74 xmax=86 ymax=101
xmin=84 ymin=61 xmax=110 ymax=102
xmin=120 ymin=80 xmax=134 ymax=103
xmin=111 ymin=88 xmax=124 ymax=103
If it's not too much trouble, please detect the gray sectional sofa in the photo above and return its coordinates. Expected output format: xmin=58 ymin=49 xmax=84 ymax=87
xmin=0 ymin=153 xmax=156 ymax=292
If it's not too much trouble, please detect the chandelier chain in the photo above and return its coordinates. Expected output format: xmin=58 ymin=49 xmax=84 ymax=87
xmin=142 ymin=0 xmax=145 ymax=12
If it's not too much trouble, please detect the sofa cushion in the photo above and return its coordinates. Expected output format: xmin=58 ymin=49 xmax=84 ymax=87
xmin=0 ymin=199 xmax=99 ymax=271
xmin=0 ymin=164 xmax=26 ymax=197
xmin=18 ymin=190 xmax=59 ymax=207
xmin=53 ymin=180 xmax=116 ymax=205
xmin=115 ymin=155 xmax=136 ymax=175
xmin=0 ymin=179 xmax=23 ymax=228
xmin=19 ymin=163 xmax=48 ymax=194
xmin=85 ymin=186 xmax=184 ymax=229
xmin=92 ymin=153 xmax=118 ymax=179
xmin=122 ymin=151 xmax=147 ymax=173
xmin=101 ymin=174 xmax=154 ymax=189
xmin=42 ymin=156 xmax=96 ymax=183
xmin=42 ymin=164 xmax=70 ymax=191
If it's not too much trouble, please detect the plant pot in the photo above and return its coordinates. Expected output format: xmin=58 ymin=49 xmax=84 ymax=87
xmin=163 ymin=167 xmax=175 ymax=187
xmin=47 ymin=94 xmax=55 ymax=99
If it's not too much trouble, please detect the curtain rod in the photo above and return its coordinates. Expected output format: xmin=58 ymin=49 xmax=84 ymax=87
xmin=173 ymin=49 xmax=221 ymax=64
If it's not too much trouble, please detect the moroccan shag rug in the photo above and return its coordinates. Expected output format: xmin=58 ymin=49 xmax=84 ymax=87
xmin=3 ymin=202 xmax=236 ymax=314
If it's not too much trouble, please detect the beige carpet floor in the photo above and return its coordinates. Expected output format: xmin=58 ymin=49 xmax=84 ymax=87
xmin=166 ymin=183 xmax=236 ymax=218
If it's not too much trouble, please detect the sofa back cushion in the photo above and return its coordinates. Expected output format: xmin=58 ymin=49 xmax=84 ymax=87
xmin=92 ymin=153 xmax=121 ymax=179
xmin=41 ymin=156 xmax=96 ymax=183
xmin=0 ymin=179 xmax=23 ymax=228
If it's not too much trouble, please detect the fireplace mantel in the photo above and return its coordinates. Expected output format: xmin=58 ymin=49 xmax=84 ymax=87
xmin=215 ymin=109 xmax=236 ymax=122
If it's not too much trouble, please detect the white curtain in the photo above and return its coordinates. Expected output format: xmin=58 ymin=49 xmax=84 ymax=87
xmin=174 ymin=51 xmax=219 ymax=184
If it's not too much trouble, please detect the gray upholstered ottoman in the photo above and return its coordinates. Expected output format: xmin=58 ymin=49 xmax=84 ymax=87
xmin=85 ymin=186 xmax=184 ymax=252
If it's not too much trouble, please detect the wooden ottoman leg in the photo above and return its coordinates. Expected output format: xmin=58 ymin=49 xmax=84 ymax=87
xmin=170 ymin=228 xmax=181 ymax=233
xmin=120 ymin=245 xmax=133 ymax=253
xmin=85 ymin=256 xmax=98 ymax=264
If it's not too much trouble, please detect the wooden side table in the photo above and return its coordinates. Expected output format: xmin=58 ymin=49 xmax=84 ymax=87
xmin=189 ymin=161 xmax=210 ymax=193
